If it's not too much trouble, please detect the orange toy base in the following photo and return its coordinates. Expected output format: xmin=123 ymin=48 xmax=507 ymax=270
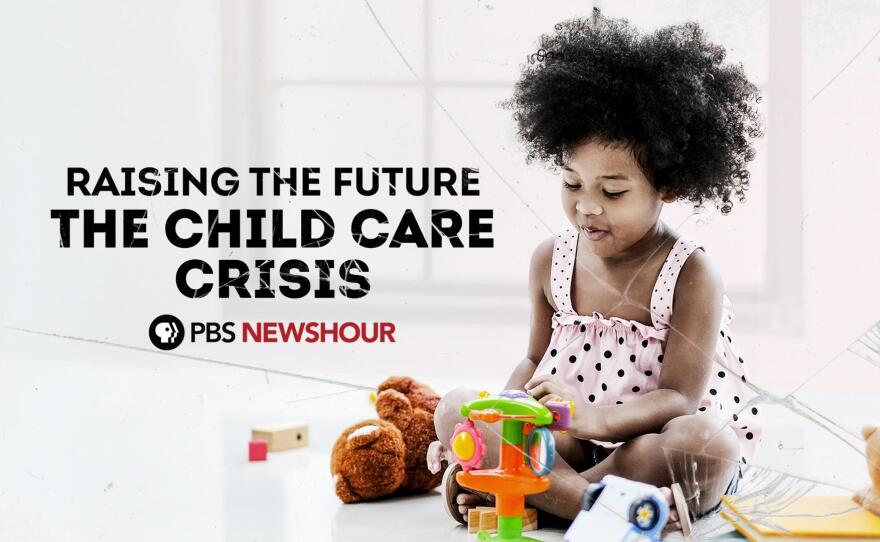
xmin=457 ymin=469 xmax=549 ymax=496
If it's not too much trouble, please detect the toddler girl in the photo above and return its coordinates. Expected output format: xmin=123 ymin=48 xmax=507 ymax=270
xmin=428 ymin=11 xmax=764 ymax=530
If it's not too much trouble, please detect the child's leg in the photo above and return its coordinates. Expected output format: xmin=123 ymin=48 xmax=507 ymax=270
xmin=525 ymin=413 xmax=740 ymax=520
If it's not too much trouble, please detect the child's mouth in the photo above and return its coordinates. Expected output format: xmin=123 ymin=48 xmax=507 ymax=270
xmin=582 ymin=226 xmax=609 ymax=241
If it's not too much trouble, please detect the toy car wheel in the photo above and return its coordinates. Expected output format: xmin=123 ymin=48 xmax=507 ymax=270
xmin=629 ymin=497 xmax=661 ymax=531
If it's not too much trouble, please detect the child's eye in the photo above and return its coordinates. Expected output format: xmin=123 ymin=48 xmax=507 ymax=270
xmin=603 ymin=189 xmax=626 ymax=199
xmin=562 ymin=181 xmax=580 ymax=191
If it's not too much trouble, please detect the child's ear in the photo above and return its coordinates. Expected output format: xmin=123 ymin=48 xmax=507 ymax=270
xmin=660 ymin=191 xmax=679 ymax=204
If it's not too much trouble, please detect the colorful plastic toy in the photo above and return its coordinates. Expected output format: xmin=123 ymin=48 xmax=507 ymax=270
xmin=449 ymin=390 xmax=573 ymax=541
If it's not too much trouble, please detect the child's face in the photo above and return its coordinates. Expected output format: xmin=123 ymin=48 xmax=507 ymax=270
xmin=561 ymin=139 xmax=673 ymax=259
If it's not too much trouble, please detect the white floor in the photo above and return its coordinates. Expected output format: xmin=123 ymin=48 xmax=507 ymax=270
xmin=1 ymin=328 xmax=876 ymax=542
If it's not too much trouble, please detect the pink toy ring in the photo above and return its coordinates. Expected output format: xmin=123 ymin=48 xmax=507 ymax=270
xmin=450 ymin=420 xmax=486 ymax=472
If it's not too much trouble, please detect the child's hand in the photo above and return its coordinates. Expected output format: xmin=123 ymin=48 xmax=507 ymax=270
xmin=523 ymin=374 xmax=569 ymax=405
xmin=525 ymin=375 xmax=595 ymax=439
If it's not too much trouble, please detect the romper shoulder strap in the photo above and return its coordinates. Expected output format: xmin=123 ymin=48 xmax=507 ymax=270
xmin=650 ymin=236 xmax=702 ymax=329
xmin=550 ymin=226 xmax=578 ymax=314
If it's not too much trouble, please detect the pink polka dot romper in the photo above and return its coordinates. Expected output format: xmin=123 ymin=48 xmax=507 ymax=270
xmin=532 ymin=226 xmax=762 ymax=467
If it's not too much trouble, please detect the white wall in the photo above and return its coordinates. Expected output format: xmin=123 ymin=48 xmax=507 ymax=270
xmin=0 ymin=0 xmax=224 ymax=355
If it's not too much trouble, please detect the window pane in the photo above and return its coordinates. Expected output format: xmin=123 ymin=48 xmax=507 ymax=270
xmin=431 ymin=87 xmax=564 ymax=283
xmin=430 ymin=0 xmax=768 ymax=84
xmin=265 ymin=2 xmax=773 ymax=293
xmin=271 ymin=86 xmax=428 ymax=279
xmin=661 ymin=143 xmax=769 ymax=290
xmin=601 ymin=0 xmax=769 ymax=84
xmin=430 ymin=1 xmax=607 ymax=82
xmin=269 ymin=0 xmax=425 ymax=80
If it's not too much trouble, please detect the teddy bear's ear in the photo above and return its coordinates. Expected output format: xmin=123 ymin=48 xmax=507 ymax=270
xmin=346 ymin=423 xmax=385 ymax=449
xmin=863 ymin=425 xmax=878 ymax=441
xmin=377 ymin=376 xmax=413 ymax=395
xmin=376 ymin=389 xmax=414 ymax=431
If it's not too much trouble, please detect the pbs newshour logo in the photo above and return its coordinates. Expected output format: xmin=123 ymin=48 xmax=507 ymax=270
xmin=149 ymin=314 xmax=185 ymax=350
xmin=148 ymin=315 xmax=395 ymax=349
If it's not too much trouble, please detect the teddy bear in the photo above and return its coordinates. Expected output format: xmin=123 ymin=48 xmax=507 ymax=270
xmin=331 ymin=376 xmax=443 ymax=503
xmin=854 ymin=424 xmax=880 ymax=516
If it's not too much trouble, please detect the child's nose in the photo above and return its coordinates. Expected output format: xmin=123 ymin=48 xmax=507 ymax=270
xmin=576 ymin=197 xmax=603 ymax=216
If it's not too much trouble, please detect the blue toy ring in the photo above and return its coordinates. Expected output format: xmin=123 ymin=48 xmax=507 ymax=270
xmin=526 ymin=426 xmax=555 ymax=476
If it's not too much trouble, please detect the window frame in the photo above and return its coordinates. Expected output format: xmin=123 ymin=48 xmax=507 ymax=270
xmin=220 ymin=0 xmax=803 ymax=335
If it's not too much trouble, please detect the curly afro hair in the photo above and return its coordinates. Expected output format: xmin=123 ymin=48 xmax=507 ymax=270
xmin=502 ymin=9 xmax=763 ymax=214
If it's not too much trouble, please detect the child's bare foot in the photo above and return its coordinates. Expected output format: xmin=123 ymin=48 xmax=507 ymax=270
xmin=455 ymin=490 xmax=494 ymax=517
xmin=441 ymin=463 xmax=496 ymax=524
xmin=426 ymin=440 xmax=453 ymax=474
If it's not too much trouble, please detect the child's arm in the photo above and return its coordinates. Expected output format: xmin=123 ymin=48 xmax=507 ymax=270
xmin=558 ymin=250 xmax=723 ymax=442
xmin=504 ymin=236 xmax=555 ymax=390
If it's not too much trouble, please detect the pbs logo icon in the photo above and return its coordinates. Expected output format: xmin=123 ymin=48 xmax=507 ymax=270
xmin=149 ymin=314 xmax=185 ymax=350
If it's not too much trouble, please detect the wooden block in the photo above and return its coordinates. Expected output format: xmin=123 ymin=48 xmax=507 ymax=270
xmin=251 ymin=422 xmax=308 ymax=452
xmin=248 ymin=439 xmax=268 ymax=461
xmin=522 ymin=507 xmax=538 ymax=532
xmin=468 ymin=508 xmax=496 ymax=534
xmin=466 ymin=507 xmax=537 ymax=535
xmin=479 ymin=509 xmax=498 ymax=532
xmin=467 ymin=509 xmax=482 ymax=534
